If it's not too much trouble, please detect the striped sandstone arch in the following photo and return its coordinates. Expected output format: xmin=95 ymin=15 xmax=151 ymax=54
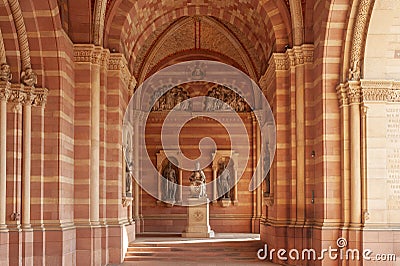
xmin=136 ymin=16 xmax=259 ymax=83
xmin=104 ymin=0 xmax=292 ymax=75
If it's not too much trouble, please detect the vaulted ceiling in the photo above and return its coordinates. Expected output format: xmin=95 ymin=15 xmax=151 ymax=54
xmin=60 ymin=0 xmax=311 ymax=82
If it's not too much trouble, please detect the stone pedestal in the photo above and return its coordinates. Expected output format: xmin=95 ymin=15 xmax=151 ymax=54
xmin=219 ymin=198 xmax=231 ymax=207
xmin=182 ymin=198 xmax=214 ymax=238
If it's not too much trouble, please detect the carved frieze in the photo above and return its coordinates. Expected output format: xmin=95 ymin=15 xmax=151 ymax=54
xmin=151 ymin=86 xmax=191 ymax=111
xmin=361 ymin=80 xmax=400 ymax=102
xmin=204 ymin=85 xmax=249 ymax=112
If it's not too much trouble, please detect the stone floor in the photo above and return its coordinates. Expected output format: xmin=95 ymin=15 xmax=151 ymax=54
xmin=119 ymin=233 xmax=280 ymax=266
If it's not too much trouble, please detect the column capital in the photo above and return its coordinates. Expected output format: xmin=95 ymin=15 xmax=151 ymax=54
xmin=0 ymin=81 xmax=11 ymax=101
xmin=7 ymin=84 xmax=48 ymax=108
xmin=347 ymin=81 xmax=362 ymax=104
xmin=336 ymin=83 xmax=349 ymax=107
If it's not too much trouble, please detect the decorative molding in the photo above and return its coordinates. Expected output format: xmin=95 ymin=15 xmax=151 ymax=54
xmin=108 ymin=53 xmax=134 ymax=89
xmin=74 ymin=46 xmax=93 ymax=63
xmin=289 ymin=0 xmax=304 ymax=46
xmin=361 ymin=79 xmax=400 ymax=102
xmin=8 ymin=0 xmax=31 ymax=70
xmin=93 ymin=0 xmax=107 ymax=46
xmin=0 ymin=29 xmax=6 ymax=64
xmin=349 ymin=0 xmax=375 ymax=81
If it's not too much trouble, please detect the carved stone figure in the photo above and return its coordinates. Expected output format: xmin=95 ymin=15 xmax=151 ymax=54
xmin=204 ymin=85 xmax=248 ymax=112
xmin=348 ymin=60 xmax=361 ymax=81
xmin=123 ymin=141 xmax=133 ymax=196
xmin=151 ymin=86 xmax=191 ymax=111
xmin=217 ymin=161 xmax=231 ymax=199
xmin=263 ymin=150 xmax=271 ymax=195
xmin=0 ymin=63 xmax=12 ymax=82
xmin=21 ymin=68 xmax=37 ymax=87
xmin=162 ymin=161 xmax=178 ymax=201
xmin=189 ymin=162 xmax=207 ymax=198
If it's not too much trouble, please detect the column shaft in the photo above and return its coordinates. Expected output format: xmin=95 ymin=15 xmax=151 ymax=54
xmin=22 ymin=104 xmax=31 ymax=228
xmin=90 ymin=63 xmax=100 ymax=224
xmin=295 ymin=61 xmax=305 ymax=223
xmin=0 ymin=100 xmax=6 ymax=228
xmin=350 ymin=103 xmax=361 ymax=225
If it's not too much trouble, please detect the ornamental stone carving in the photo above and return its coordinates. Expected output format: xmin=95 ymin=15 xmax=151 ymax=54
xmin=336 ymin=84 xmax=349 ymax=106
xmin=349 ymin=0 xmax=374 ymax=81
xmin=7 ymin=86 xmax=48 ymax=107
xmin=361 ymin=80 xmax=400 ymax=102
xmin=21 ymin=68 xmax=37 ymax=87
xmin=0 ymin=83 xmax=10 ymax=101
xmin=0 ymin=64 xmax=12 ymax=82
xmin=151 ymin=86 xmax=191 ymax=111
xmin=204 ymin=85 xmax=249 ymax=112
xmin=348 ymin=60 xmax=361 ymax=81
xmin=347 ymin=82 xmax=362 ymax=104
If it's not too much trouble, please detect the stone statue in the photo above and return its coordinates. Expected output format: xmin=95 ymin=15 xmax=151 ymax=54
xmin=163 ymin=161 xmax=178 ymax=201
xmin=189 ymin=162 xmax=207 ymax=198
xmin=21 ymin=68 xmax=37 ymax=87
xmin=263 ymin=150 xmax=271 ymax=195
xmin=123 ymin=143 xmax=133 ymax=196
xmin=217 ymin=161 xmax=231 ymax=199
xmin=0 ymin=63 xmax=12 ymax=82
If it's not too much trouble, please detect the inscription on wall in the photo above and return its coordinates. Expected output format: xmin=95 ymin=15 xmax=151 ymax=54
xmin=386 ymin=105 xmax=400 ymax=209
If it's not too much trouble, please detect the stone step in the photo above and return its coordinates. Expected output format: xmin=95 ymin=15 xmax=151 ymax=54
xmin=125 ymin=238 xmax=263 ymax=263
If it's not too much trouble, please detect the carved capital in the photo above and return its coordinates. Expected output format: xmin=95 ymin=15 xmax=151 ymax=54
xmin=74 ymin=45 xmax=94 ymax=63
xmin=293 ymin=50 xmax=304 ymax=65
xmin=0 ymin=81 xmax=11 ymax=101
xmin=302 ymin=45 xmax=314 ymax=63
xmin=91 ymin=49 xmax=102 ymax=65
xmin=348 ymin=81 xmax=362 ymax=104
xmin=7 ymin=84 xmax=48 ymax=107
xmin=272 ymin=53 xmax=290 ymax=71
xmin=336 ymin=84 xmax=349 ymax=106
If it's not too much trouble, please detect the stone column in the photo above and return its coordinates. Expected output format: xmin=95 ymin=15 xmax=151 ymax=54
xmin=90 ymin=49 xmax=101 ymax=225
xmin=178 ymin=169 xmax=183 ymax=202
xmin=212 ymin=166 xmax=218 ymax=200
xmin=337 ymin=84 xmax=351 ymax=226
xmin=293 ymin=47 xmax=305 ymax=224
xmin=256 ymin=120 xmax=262 ymax=218
xmin=21 ymin=98 xmax=32 ymax=228
xmin=348 ymin=81 xmax=362 ymax=227
xmin=133 ymin=113 xmax=140 ymax=232
xmin=0 ymin=82 xmax=9 ymax=229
